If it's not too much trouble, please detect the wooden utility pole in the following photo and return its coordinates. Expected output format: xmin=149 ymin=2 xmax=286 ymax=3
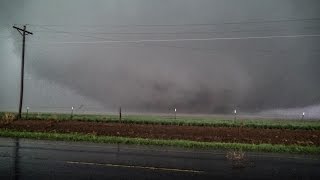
xmin=13 ymin=25 xmax=33 ymax=119
xmin=119 ymin=107 xmax=122 ymax=121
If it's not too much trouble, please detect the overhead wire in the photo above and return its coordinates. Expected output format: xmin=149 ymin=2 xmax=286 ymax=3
xmin=34 ymin=26 xmax=119 ymax=41
xmin=27 ymin=33 xmax=320 ymax=57
xmin=13 ymin=17 xmax=320 ymax=46
xmin=13 ymin=18 xmax=320 ymax=57
xmin=22 ymin=17 xmax=320 ymax=28
xmin=26 ymin=34 xmax=320 ymax=44
xmin=32 ymin=26 xmax=320 ymax=35
xmin=26 ymin=23 xmax=320 ymax=56
xmin=24 ymin=17 xmax=320 ymax=38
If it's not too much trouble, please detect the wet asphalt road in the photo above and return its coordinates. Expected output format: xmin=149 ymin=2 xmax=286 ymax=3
xmin=0 ymin=137 xmax=319 ymax=179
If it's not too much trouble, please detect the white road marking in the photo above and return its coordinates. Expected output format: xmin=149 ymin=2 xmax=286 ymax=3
xmin=66 ymin=161 xmax=204 ymax=173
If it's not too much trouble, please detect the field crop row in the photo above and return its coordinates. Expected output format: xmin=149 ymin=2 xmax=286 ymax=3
xmin=1 ymin=112 xmax=320 ymax=130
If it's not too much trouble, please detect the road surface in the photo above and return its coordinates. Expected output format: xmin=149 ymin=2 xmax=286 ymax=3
xmin=0 ymin=137 xmax=319 ymax=179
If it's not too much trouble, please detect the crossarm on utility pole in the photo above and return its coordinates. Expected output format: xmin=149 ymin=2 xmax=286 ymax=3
xmin=13 ymin=26 xmax=33 ymax=35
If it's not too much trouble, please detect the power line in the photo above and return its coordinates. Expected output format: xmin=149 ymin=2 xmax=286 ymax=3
xmin=28 ymin=40 xmax=320 ymax=58
xmin=23 ymin=17 xmax=320 ymax=28
xmin=27 ymin=34 xmax=320 ymax=44
xmin=32 ymin=26 xmax=320 ymax=35
xmin=27 ymin=26 xmax=320 ymax=54
xmin=23 ymin=24 xmax=320 ymax=58
xmin=26 ymin=33 xmax=320 ymax=57
xmin=34 ymin=26 xmax=118 ymax=41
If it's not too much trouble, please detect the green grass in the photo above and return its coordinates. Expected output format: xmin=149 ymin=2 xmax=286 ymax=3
xmin=0 ymin=129 xmax=319 ymax=154
xmin=1 ymin=111 xmax=320 ymax=130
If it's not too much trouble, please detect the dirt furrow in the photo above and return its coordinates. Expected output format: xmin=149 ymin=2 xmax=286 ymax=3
xmin=1 ymin=120 xmax=319 ymax=146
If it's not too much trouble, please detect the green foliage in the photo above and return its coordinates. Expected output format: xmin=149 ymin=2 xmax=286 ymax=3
xmin=0 ymin=129 xmax=319 ymax=154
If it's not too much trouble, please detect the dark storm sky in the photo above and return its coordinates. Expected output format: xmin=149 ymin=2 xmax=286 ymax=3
xmin=1 ymin=0 xmax=320 ymax=113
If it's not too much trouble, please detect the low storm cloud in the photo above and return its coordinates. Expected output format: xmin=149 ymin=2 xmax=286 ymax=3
xmin=1 ymin=0 xmax=320 ymax=115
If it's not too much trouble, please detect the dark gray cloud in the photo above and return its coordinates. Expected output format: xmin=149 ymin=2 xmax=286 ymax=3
xmin=1 ymin=0 xmax=320 ymax=113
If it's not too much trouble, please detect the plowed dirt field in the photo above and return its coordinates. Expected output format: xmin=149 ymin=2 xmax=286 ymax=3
xmin=1 ymin=120 xmax=319 ymax=146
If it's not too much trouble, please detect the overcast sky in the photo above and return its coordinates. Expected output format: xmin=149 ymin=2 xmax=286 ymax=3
xmin=1 ymin=0 xmax=320 ymax=116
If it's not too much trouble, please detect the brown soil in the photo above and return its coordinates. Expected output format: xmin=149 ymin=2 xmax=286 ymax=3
xmin=1 ymin=120 xmax=320 ymax=146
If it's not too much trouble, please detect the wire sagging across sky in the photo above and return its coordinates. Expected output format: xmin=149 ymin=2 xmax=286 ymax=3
xmin=27 ymin=34 xmax=320 ymax=45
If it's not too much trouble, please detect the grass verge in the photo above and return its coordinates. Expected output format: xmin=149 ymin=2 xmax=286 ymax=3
xmin=0 ymin=129 xmax=319 ymax=154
